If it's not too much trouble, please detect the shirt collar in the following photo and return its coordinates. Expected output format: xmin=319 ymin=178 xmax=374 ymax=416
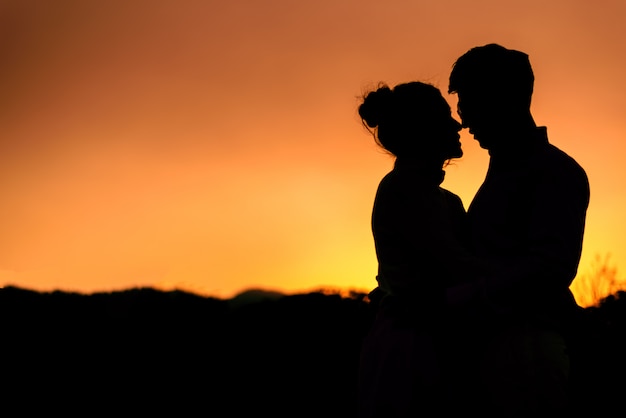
xmin=487 ymin=127 xmax=550 ymax=173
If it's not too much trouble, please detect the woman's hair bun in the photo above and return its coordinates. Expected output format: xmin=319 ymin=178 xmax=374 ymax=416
xmin=359 ymin=85 xmax=393 ymax=128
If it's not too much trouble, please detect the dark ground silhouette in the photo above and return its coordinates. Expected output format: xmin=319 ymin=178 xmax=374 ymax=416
xmin=0 ymin=285 xmax=623 ymax=416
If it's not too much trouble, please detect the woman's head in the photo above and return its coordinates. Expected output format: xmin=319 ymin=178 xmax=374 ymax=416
xmin=358 ymin=81 xmax=462 ymax=162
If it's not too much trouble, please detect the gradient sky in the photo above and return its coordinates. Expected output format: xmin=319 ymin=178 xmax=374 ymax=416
xmin=1 ymin=0 xmax=625 ymax=303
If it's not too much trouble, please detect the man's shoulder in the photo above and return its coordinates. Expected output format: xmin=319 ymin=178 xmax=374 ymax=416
xmin=541 ymin=143 xmax=587 ymax=175
xmin=535 ymin=144 xmax=590 ymax=195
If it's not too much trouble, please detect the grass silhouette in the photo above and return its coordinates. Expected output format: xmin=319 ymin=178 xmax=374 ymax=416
xmin=571 ymin=253 xmax=625 ymax=307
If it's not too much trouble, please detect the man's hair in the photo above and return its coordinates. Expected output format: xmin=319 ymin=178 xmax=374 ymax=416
xmin=448 ymin=43 xmax=534 ymax=105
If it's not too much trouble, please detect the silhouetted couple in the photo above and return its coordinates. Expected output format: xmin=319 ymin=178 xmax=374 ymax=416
xmin=357 ymin=44 xmax=590 ymax=417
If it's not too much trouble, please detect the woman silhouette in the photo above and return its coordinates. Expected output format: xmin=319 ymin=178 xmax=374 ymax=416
xmin=357 ymin=81 xmax=486 ymax=418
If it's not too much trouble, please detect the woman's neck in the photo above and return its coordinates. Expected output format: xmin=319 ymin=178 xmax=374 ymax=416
xmin=394 ymin=157 xmax=445 ymax=184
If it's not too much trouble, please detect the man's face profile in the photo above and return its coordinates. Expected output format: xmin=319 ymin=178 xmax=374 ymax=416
xmin=457 ymin=91 xmax=490 ymax=149
xmin=456 ymin=88 xmax=508 ymax=150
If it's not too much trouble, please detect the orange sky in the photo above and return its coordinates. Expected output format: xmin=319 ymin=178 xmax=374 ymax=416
xmin=1 ymin=0 xmax=625 ymax=304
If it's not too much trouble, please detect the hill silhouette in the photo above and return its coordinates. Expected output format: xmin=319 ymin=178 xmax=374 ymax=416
xmin=0 ymin=285 xmax=623 ymax=416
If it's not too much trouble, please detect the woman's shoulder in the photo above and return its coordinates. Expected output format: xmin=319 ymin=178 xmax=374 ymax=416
xmin=439 ymin=187 xmax=463 ymax=202
xmin=437 ymin=187 xmax=467 ymax=213
xmin=376 ymin=169 xmax=421 ymax=194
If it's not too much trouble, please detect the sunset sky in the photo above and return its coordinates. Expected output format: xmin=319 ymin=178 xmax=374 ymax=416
xmin=1 ymin=0 xmax=625 ymax=303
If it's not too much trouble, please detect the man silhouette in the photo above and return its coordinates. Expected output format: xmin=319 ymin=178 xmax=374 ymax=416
xmin=447 ymin=44 xmax=590 ymax=416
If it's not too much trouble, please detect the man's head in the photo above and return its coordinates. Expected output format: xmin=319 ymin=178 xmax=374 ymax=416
xmin=448 ymin=44 xmax=535 ymax=150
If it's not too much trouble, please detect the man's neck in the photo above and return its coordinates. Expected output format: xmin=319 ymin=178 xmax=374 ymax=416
xmin=488 ymin=124 xmax=545 ymax=159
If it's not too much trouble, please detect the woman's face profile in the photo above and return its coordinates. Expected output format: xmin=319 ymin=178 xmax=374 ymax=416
xmin=441 ymin=114 xmax=463 ymax=159
xmin=418 ymin=98 xmax=463 ymax=161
